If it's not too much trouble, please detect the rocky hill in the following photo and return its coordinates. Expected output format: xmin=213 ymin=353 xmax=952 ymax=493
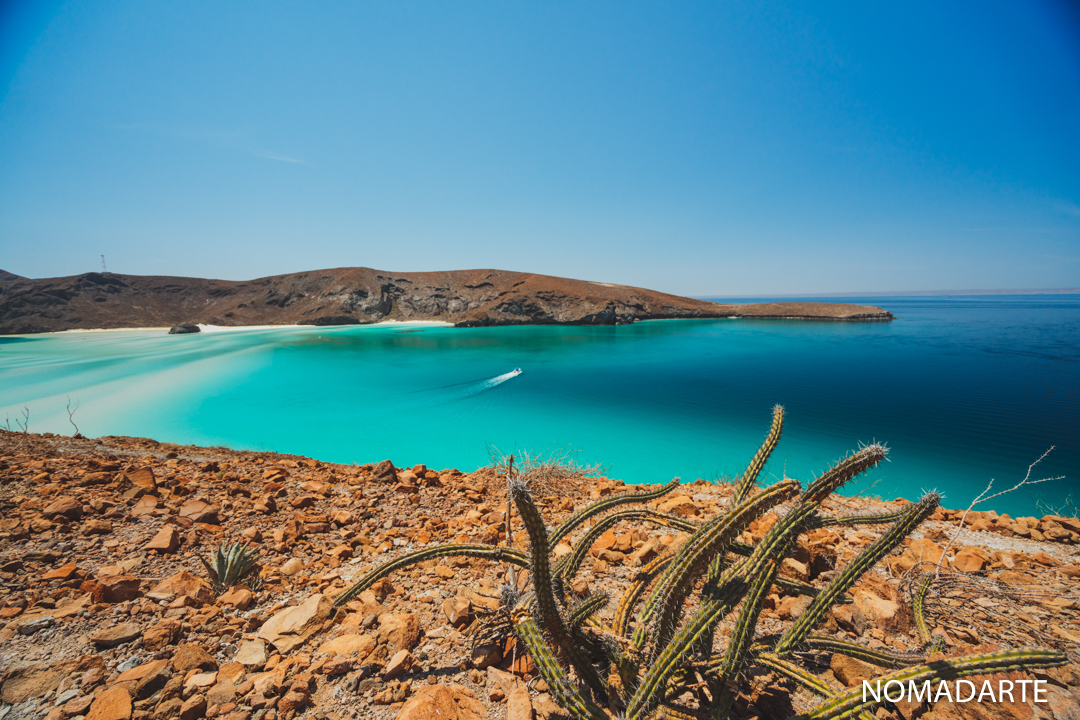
xmin=0 ymin=430 xmax=1076 ymax=720
xmin=0 ymin=268 xmax=892 ymax=334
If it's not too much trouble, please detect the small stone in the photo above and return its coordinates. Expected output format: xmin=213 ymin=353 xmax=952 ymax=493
xmin=81 ymin=518 xmax=114 ymax=535
xmin=277 ymin=688 xmax=310 ymax=714
xmin=172 ymin=644 xmax=219 ymax=673
xmin=396 ymin=685 xmax=485 ymax=720
xmin=179 ymin=694 xmax=207 ymax=720
xmin=149 ymin=571 xmax=214 ymax=607
xmin=42 ymin=561 xmax=79 ymax=580
xmin=143 ymin=619 xmax=182 ymax=651
xmin=85 ymin=686 xmax=132 ymax=720
xmin=43 ymin=497 xmax=84 ymax=521
xmin=179 ymin=500 xmax=220 ymax=524
xmin=218 ymin=585 xmax=253 ymax=610
xmin=382 ymin=649 xmax=414 ymax=680
xmin=316 ymin=634 xmax=375 ymax=660
xmin=145 ymin=526 xmax=180 ymax=554
xmin=280 ymin=558 xmax=304 ymax=576
xmin=378 ymin=613 xmax=420 ymax=651
xmin=235 ymin=639 xmax=268 ymax=668
xmin=89 ymin=622 xmax=142 ymax=647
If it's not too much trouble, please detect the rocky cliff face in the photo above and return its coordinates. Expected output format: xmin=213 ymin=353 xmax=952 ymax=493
xmin=0 ymin=267 xmax=892 ymax=334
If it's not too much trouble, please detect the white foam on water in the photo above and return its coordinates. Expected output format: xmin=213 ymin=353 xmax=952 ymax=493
xmin=460 ymin=370 xmax=522 ymax=397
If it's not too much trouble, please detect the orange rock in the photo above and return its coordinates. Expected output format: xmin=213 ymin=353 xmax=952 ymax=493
xmin=397 ymin=685 xmax=485 ymax=720
xmin=218 ymin=585 xmax=253 ymax=610
xmin=148 ymin=570 xmax=213 ymax=606
xmin=145 ymin=526 xmax=180 ymax=553
xmin=85 ymin=686 xmax=132 ymax=720
xmin=42 ymin=562 xmax=78 ymax=580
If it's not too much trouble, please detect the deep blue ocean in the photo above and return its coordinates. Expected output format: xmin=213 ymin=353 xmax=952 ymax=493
xmin=1 ymin=295 xmax=1076 ymax=516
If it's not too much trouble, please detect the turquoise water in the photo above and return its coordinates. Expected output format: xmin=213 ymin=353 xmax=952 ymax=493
xmin=1 ymin=295 xmax=1076 ymax=516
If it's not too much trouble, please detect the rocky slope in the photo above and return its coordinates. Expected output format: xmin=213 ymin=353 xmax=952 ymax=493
xmin=0 ymin=430 xmax=1076 ymax=720
xmin=0 ymin=268 xmax=892 ymax=334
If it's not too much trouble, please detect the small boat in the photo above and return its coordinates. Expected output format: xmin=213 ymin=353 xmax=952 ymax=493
xmin=511 ymin=367 xmax=522 ymax=375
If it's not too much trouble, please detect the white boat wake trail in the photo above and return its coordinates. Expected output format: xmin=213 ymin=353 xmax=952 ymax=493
xmin=459 ymin=369 xmax=521 ymax=397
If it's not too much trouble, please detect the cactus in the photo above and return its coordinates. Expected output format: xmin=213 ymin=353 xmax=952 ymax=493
xmin=331 ymin=409 xmax=1064 ymax=720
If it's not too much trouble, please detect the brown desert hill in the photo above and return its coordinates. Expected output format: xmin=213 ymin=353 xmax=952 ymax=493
xmin=0 ymin=267 xmax=892 ymax=334
xmin=0 ymin=269 xmax=24 ymax=282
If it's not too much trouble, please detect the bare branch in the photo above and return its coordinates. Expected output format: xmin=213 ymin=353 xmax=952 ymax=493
xmin=66 ymin=396 xmax=81 ymax=437
xmin=938 ymin=448 xmax=1063 ymax=576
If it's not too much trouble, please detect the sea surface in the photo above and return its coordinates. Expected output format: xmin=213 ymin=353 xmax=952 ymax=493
xmin=1 ymin=295 xmax=1076 ymax=516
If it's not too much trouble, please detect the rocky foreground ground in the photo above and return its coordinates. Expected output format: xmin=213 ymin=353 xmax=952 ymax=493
xmin=0 ymin=430 xmax=1077 ymax=720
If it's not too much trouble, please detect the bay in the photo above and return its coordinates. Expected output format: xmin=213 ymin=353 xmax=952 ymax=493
xmin=1 ymin=294 xmax=1076 ymax=516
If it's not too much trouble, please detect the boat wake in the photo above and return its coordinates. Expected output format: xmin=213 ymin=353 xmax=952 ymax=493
xmin=459 ymin=368 xmax=522 ymax=397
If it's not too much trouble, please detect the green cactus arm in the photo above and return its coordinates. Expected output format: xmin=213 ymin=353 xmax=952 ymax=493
xmin=511 ymin=606 xmax=610 ymax=720
xmin=732 ymin=405 xmax=784 ymax=506
xmin=634 ymin=479 xmax=801 ymax=651
xmin=568 ymin=592 xmax=610 ymax=631
xmin=802 ymin=446 xmax=888 ymax=505
xmin=612 ymin=548 xmax=676 ymax=639
xmin=624 ymin=570 xmax=751 ymax=720
xmin=333 ymin=544 xmax=530 ymax=607
xmin=550 ymin=477 xmax=683 ymax=547
xmin=554 ymin=508 xmax=696 ymax=581
xmin=774 ymin=577 xmax=851 ymax=602
xmin=708 ymin=501 xmax=821 ymax=715
xmin=801 ymin=637 xmax=929 ymax=668
xmin=912 ymin=573 xmax=935 ymax=645
xmin=808 ymin=509 xmax=909 ymax=529
xmin=774 ymin=492 xmax=939 ymax=654
xmin=756 ymin=652 xmax=838 ymax=696
xmin=509 ymin=478 xmax=610 ymax=701
xmin=788 ymin=648 xmax=1067 ymax=720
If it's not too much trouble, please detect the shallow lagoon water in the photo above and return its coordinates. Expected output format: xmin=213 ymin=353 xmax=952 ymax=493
xmin=1 ymin=295 xmax=1076 ymax=515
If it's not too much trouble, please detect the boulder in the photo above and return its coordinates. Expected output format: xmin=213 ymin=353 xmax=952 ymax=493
xmin=396 ymin=684 xmax=486 ymax=720
xmin=168 ymin=324 xmax=200 ymax=334
xmin=258 ymin=593 xmax=333 ymax=654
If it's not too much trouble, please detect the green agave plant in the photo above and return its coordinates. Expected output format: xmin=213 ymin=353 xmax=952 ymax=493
xmin=199 ymin=541 xmax=261 ymax=593
xmin=334 ymin=407 xmax=1066 ymax=719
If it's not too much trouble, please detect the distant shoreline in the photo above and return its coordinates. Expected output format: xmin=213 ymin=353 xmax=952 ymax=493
xmin=0 ymin=266 xmax=893 ymax=334
xmin=702 ymin=288 xmax=1080 ymax=300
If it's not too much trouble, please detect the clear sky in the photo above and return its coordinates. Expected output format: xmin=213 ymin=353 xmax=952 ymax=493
xmin=1 ymin=1 xmax=1078 ymax=296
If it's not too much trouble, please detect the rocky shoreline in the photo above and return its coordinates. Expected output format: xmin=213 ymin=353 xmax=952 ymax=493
xmin=0 ymin=268 xmax=893 ymax=335
xmin=0 ymin=430 xmax=1076 ymax=720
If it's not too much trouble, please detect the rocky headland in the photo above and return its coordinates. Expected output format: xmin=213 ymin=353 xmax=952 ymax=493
xmin=0 ymin=430 xmax=1076 ymax=720
xmin=0 ymin=268 xmax=892 ymax=335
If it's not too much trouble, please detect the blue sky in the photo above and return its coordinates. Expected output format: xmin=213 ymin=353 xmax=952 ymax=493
xmin=1 ymin=1 xmax=1078 ymax=295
